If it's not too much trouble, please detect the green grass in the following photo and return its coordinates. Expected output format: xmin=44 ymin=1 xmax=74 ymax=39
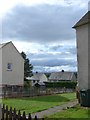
xmin=47 ymin=105 xmax=90 ymax=119
xmin=2 ymin=92 xmax=76 ymax=114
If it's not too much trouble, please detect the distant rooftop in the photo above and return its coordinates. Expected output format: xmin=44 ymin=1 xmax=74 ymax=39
xmin=49 ymin=72 xmax=76 ymax=81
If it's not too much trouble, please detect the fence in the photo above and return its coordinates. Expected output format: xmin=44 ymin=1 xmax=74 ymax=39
xmin=1 ymin=86 xmax=74 ymax=98
xmin=1 ymin=104 xmax=44 ymax=120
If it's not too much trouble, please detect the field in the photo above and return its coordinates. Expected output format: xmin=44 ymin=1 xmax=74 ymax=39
xmin=2 ymin=92 xmax=76 ymax=114
xmin=47 ymin=105 xmax=90 ymax=119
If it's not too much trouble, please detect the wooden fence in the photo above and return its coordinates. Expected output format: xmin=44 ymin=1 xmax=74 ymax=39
xmin=1 ymin=104 xmax=44 ymax=120
xmin=1 ymin=86 xmax=74 ymax=98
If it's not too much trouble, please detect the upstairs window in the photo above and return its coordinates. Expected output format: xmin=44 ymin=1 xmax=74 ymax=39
xmin=7 ymin=63 xmax=12 ymax=71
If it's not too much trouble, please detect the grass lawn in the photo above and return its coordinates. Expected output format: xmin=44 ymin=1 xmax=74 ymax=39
xmin=2 ymin=92 xmax=76 ymax=114
xmin=47 ymin=105 xmax=90 ymax=119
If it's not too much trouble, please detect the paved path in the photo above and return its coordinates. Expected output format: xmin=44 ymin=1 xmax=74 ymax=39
xmin=31 ymin=99 xmax=78 ymax=118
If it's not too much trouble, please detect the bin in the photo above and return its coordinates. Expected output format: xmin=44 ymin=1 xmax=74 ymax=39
xmin=80 ymin=89 xmax=90 ymax=107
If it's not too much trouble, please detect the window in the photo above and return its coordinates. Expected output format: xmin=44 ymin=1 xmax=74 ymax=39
xmin=33 ymin=80 xmax=35 ymax=83
xmin=7 ymin=63 xmax=12 ymax=71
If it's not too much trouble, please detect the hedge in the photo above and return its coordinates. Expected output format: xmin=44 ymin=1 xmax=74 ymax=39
xmin=44 ymin=81 xmax=77 ymax=89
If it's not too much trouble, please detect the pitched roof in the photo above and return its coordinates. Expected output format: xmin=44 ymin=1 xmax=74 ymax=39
xmin=0 ymin=42 xmax=11 ymax=49
xmin=73 ymin=11 xmax=90 ymax=28
xmin=26 ymin=73 xmax=48 ymax=82
xmin=49 ymin=72 xmax=76 ymax=81
xmin=0 ymin=44 xmax=3 ymax=48
xmin=0 ymin=41 xmax=24 ymax=61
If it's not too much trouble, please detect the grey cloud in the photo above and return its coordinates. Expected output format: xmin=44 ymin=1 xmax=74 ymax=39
xmin=27 ymin=44 xmax=77 ymax=68
xmin=49 ymin=45 xmax=62 ymax=51
xmin=33 ymin=65 xmax=77 ymax=73
xmin=31 ymin=58 xmax=76 ymax=67
xmin=49 ymin=45 xmax=77 ymax=54
xmin=28 ymin=51 xmax=76 ymax=60
xmin=68 ymin=47 xmax=77 ymax=54
xmin=89 ymin=1 xmax=90 ymax=11
xmin=27 ymin=46 xmax=77 ymax=71
xmin=1 ymin=4 xmax=85 ymax=43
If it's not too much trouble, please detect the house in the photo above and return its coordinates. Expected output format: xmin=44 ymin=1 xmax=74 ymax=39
xmin=26 ymin=72 xmax=48 ymax=86
xmin=73 ymin=11 xmax=90 ymax=106
xmin=0 ymin=104 xmax=1 ymax=120
xmin=73 ymin=11 xmax=90 ymax=90
xmin=48 ymin=71 xmax=77 ymax=82
xmin=0 ymin=41 xmax=24 ymax=88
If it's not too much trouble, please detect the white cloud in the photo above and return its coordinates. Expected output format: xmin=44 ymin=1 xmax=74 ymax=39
xmin=0 ymin=0 xmax=89 ymax=18
xmin=0 ymin=0 xmax=63 ymax=17
xmin=0 ymin=0 xmax=18 ymax=18
xmin=13 ymin=41 xmax=45 ymax=53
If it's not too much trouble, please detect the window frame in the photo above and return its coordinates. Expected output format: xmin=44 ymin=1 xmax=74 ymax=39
xmin=7 ymin=63 xmax=12 ymax=71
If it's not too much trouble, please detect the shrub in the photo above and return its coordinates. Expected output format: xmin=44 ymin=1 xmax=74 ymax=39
xmin=44 ymin=81 xmax=77 ymax=89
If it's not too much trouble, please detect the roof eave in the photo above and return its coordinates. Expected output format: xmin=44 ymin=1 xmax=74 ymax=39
xmin=72 ymin=11 xmax=90 ymax=29
xmin=73 ymin=21 xmax=90 ymax=29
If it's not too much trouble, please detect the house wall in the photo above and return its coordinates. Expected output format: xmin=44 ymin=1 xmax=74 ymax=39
xmin=88 ymin=23 xmax=90 ymax=89
xmin=0 ymin=48 xmax=2 ymax=97
xmin=76 ymin=24 xmax=89 ymax=90
xmin=0 ymin=48 xmax=2 ymax=86
xmin=0 ymin=104 xmax=2 ymax=120
xmin=40 ymin=74 xmax=48 ymax=82
xmin=2 ymin=42 xmax=24 ymax=86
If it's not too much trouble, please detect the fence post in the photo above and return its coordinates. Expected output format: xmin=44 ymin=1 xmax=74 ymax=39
xmin=17 ymin=110 xmax=21 ymax=120
xmin=2 ymin=104 xmax=5 ymax=120
xmin=13 ymin=108 xmax=17 ymax=120
xmin=1 ymin=104 xmax=45 ymax=120
xmin=22 ymin=111 xmax=26 ymax=120
xmin=28 ymin=113 xmax=32 ymax=120
xmin=9 ymin=107 xmax=12 ymax=120
xmin=34 ymin=115 xmax=37 ymax=120
xmin=6 ymin=105 xmax=8 ymax=120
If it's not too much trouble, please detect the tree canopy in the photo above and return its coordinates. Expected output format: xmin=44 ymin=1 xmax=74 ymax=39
xmin=21 ymin=51 xmax=33 ymax=79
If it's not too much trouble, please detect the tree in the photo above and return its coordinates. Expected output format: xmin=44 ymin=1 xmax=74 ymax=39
xmin=61 ymin=70 xmax=64 ymax=72
xmin=21 ymin=52 xmax=33 ymax=79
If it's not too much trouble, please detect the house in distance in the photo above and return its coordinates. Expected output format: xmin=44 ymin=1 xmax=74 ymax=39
xmin=0 ymin=41 xmax=24 ymax=88
xmin=26 ymin=72 xmax=48 ymax=86
xmin=48 ymin=71 xmax=77 ymax=82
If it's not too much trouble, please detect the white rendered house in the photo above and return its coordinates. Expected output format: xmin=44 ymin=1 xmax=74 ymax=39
xmin=73 ymin=11 xmax=90 ymax=90
xmin=73 ymin=11 xmax=90 ymax=107
xmin=0 ymin=41 xmax=24 ymax=87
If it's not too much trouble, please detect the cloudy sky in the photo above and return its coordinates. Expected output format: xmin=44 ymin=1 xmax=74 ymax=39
xmin=0 ymin=0 xmax=90 ymax=73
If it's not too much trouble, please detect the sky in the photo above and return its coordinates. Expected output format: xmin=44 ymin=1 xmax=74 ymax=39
xmin=0 ymin=0 xmax=90 ymax=73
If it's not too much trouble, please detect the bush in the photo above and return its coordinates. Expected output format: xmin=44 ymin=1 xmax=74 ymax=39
xmin=44 ymin=81 xmax=77 ymax=89
xmin=24 ymin=81 xmax=31 ymax=88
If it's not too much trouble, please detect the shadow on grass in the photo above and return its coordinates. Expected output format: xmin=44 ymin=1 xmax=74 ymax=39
xmin=21 ymin=95 xmax=70 ymax=103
